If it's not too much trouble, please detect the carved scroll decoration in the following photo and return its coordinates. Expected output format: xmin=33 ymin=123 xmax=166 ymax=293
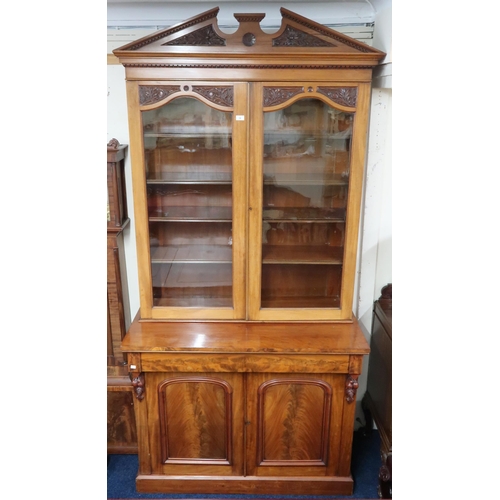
xmin=107 ymin=138 xmax=120 ymax=150
xmin=131 ymin=373 xmax=145 ymax=401
xmin=273 ymin=25 xmax=335 ymax=47
xmin=263 ymin=87 xmax=304 ymax=107
xmin=192 ymin=86 xmax=234 ymax=107
xmin=139 ymin=85 xmax=181 ymax=106
xmin=317 ymin=87 xmax=358 ymax=108
xmin=164 ymin=25 xmax=226 ymax=46
xmin=345 ymin=375 xmax=359 ymax=403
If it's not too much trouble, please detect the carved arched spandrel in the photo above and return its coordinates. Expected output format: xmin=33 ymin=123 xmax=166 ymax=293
xmin=139 ymin=85 xmax=181 ymax=106
xmin=317 ymin=87 xmax=357 ymax=108
xmin=263 ymin=87 xmax=305 ymax=107
xmin=192 ymin=86 xmax=234 ymax=108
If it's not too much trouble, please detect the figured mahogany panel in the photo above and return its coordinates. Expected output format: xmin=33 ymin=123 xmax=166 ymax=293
xmin=158 ymin=376 xmax=233 ymax=464
xmin=257 ymin=378 xmax=332 ymax=466
xmin=107 ymin=390 xmax=138 ymax=453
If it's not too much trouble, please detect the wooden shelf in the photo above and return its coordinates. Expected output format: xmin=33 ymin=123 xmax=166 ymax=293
xmin=149 ymin=206 xmax=232 ymax=221
xmin=153 ymin=296 xmax=233 ymax=308
xmin=147 ymin=172 xmax=232 ymax=184
xmin=144 ymin=128 xmax=231 ymax=137
xmin=151 ymin=245 xmax=232 ymax=263
xmin=263 ymin=131 xmax=351 ymax=140
xmin=263 ymin=207 xmax=345 ymax=222
xmin=263 ymin=172 xmax=348 ymax=186
xmin=262 ymin=245 xmax=343 ymax=264
xmin=261 ymin=295 xmax=340 ymax=309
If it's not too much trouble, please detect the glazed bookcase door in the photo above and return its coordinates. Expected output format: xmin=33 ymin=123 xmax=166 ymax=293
xmin=127 ymin=82 xmax=248 ymax=320
xmin=248 ymin=83 xmax=371 ymax=321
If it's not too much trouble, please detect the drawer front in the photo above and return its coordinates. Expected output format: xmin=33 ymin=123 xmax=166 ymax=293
xmin=140 ymin=353 xmax=350 ymax=374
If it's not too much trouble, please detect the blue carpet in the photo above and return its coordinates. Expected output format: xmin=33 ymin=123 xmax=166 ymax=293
xmin=107 ymin=429 xmax=381 ymax=499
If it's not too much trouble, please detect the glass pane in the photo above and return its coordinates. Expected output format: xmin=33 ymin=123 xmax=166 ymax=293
xmin=143 ymin=97 xmax=233 ymax=308
xmin=261 ymin=98 xmax=352 ymax=308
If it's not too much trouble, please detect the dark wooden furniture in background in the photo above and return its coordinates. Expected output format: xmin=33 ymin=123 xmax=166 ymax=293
xmin=113 ymin=7 xmax=385 ymax=495
xmin=107 ymin=139 xmax=137 ymax=454
xmin=362 ymin=283 xmax=392 ymax=498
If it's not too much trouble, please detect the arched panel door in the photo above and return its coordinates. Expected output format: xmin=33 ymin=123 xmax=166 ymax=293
xmin=129 ymin=82 xmax=248 ymax=320
xmin=146 ymin=372 xmax=245 ymax=477
xmin=245 ymin=372 xmax=346 ymax=477
xmin=248 ymin=83 xmax=371 ymax=321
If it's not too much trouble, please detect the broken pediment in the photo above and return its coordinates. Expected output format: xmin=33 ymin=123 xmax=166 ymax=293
xmin=113 ymin=6 xmax=385 ymax=68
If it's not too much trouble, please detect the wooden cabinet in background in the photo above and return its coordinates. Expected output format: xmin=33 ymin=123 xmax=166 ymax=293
xmin=107 ymin=139 xmax=131 ymax=366
xmin=363 ymin=283 xmax=392 ymax=498
xmin=113 ymin=6 xmax=385 ymax=495
xmin=107 ymin=139 xmax=137 ymax=454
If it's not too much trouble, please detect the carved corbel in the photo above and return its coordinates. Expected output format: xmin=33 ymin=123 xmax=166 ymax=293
xmin=345 ymin=375 xmax=359 ymax=403
xmin=128 ymin=353 xmax=145 ymax=401
xmin=130 ymin=373 xmax=145 ymax=401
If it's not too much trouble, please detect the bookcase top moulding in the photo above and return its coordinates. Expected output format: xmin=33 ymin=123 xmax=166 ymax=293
xmin=112 ymin=6 xmax=385 ymax=68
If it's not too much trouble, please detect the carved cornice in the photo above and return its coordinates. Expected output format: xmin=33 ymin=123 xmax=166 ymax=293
xmin=164 ymin=25 xmax=226 ymax=46
xmin=124 ymin=63 xmax=374 ymax=70
xmin=139 ymin=85 xmax=181 ymax=106
xmin=273 ymin=25 xmax=335 ymax=47
xmin=131 ymin=373 xmax=145 ymax=401
xmin=192 ymin=86 xmax=234 ymax=107
xmin=317 ymin=87 xmax=357 ymax=107
xmin=345 ymin=375 xmax=359 ymax=403
xmin=263 ymin=87 xmax=304 ymax=107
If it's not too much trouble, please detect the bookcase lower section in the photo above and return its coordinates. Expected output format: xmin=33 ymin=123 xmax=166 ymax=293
xmin=122 ymin=318 xmax=369 ymax=496
xmin=136 ymin=474 xmax=354 ymax=495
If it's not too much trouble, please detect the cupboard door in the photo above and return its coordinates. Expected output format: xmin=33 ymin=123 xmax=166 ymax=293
xmin=146 ymin=372 xmax=245 ymax=476
xmin=129 ymin=82 xmax=248 ymax=320
xmin=248 ymin=83 xmax=370 ymax=320
xmin=245 ymin=373 xmax=346 ymax=477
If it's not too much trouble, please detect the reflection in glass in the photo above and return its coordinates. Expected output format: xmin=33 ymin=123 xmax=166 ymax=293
xmin=142 ymin=98 xmax=233 ymax=307
xmin=261 ymin=98 xmax=353 ymax=309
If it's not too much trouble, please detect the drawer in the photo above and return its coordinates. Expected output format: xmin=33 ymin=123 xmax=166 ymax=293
xmin=139 ymin=352 xmax=350 ymax=373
